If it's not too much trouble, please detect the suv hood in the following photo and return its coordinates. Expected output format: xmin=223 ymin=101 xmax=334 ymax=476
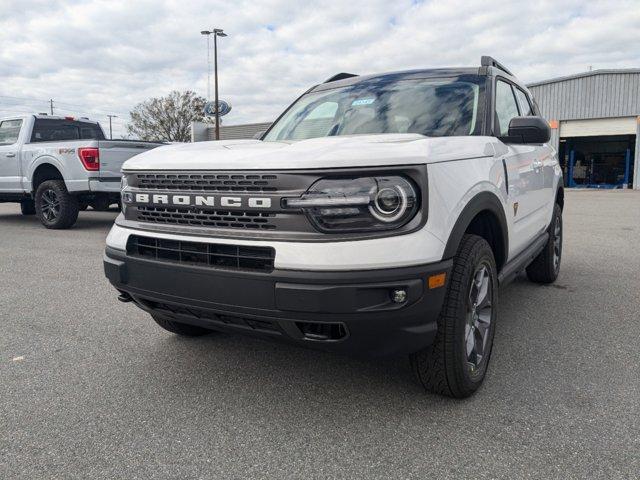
xmin=123 ymin=134 xmax=495 ymax=171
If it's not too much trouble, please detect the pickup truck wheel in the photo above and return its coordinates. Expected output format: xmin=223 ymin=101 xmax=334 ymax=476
xmin=35 ymin=180 xmax=79 ymax=229
xmin=526 ymin=204 xmax=562 ymax=284
xmin=151 ymin=314 xmax=212 ymax=337
xmin=20 ymin=199 xmax=36 ymax=215
xmin=410 ymin=234 xmax=498 ymax=398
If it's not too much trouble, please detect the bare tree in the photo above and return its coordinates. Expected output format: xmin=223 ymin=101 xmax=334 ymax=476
xmin=127 ymin=90 xmax=207 ymax=142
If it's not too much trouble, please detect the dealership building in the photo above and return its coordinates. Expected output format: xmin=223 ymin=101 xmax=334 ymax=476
xmin=193 ymin=68 xmax=640 ymax=190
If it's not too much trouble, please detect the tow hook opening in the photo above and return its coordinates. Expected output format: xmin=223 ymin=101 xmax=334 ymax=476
xmin=117 ymin=291 xmax=133 ymax=303
xmin=296 ymin=321 xmax=348 ymax=341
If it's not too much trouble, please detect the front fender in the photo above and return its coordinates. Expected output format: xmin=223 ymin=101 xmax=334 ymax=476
xmin=426 ymin=157 xmax=508 ymax=261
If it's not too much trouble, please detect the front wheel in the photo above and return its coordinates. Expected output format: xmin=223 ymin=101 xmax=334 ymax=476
xmin=35 ymin=180 xmax=79 ymax=229
xmin=410 ymin=234 xmax=498 ymax=398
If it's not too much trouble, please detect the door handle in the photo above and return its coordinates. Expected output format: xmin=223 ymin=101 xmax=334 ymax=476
xmin=5 ymin=152 xmax=16 ymax=157
xmin=533 ymin=160 xmax=543 ymax=171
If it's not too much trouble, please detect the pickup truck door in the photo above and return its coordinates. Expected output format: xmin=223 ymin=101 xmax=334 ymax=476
xmin=494 ymin=80 xmax=546 ymax=258
xmin=0 ymin=119 xmax=24 ymax=192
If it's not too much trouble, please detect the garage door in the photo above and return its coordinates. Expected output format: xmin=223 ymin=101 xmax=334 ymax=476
xmin=560 ymin=117 xmax=638 ymax=137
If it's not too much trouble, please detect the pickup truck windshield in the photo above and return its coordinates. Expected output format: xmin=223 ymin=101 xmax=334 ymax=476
xmin=264 ymin=76 xmax=485 ymax=142
xmin=30 ymin=119 xmax=105 ymax=143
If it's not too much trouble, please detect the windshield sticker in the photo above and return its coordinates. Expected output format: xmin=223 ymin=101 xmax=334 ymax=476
xmin=351 ymin=98 xmax=375 ymax=106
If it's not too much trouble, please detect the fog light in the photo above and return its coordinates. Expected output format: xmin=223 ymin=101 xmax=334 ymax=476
xmin=391 ymin=288 xmax=407 ymax=304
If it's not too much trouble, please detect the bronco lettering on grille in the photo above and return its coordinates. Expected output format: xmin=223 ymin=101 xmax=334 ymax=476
xmin=132 ymin=193 xmax=272 ymax=209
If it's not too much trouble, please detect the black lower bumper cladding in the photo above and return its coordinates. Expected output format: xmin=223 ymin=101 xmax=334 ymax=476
xmin=104 ymin=245 xmax=451 ymax=357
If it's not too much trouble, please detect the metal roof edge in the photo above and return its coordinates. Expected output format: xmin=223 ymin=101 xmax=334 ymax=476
xmin=527 ymin=69 xmax=640 ymax=88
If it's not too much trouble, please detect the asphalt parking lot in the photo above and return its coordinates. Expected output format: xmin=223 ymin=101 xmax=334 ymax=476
xmin=1 ymin=190 xmax=639 ymax=479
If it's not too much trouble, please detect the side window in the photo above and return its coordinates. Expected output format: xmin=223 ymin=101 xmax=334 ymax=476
xmin=0 ymin=119 xmax=23 ymax=145
xmin=494 ymin=80 xmax=519 ymax=136
xmin=514 ymin=88 xmax=533 ymax=116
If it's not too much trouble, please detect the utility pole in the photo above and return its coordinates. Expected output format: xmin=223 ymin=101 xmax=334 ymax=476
xmin=107 ymin=115 xmax=117 ymax=139
xmin=201 ymin=28 xmax=227 ymax=140
xmin=49 ymin=99 xmax=54 ymax=115
xmin=212 ymin=28 xmax=226 ymax=140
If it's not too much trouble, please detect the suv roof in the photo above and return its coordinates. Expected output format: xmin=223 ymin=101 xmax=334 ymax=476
xmin=312 ymin=56 xmax=520 ymax=93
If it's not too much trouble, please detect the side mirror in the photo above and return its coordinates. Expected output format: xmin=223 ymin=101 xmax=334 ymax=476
xmin=252 ymin=130 xmax=266 ymax=140
xmin=505 ymin=116 xmax=550 ymax=144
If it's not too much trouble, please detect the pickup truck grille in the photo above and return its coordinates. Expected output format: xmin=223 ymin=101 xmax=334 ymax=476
xmin=127 ymin=235 xmax=275 ymax=272
xmin=134 ymin=173 xmax=279 ymax=193
xmin=137 ymin=206 xmax=277 ymax=230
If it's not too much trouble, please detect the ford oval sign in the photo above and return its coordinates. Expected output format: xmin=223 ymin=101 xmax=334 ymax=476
xmin=204 ymin=100 xmax=232 ymax=117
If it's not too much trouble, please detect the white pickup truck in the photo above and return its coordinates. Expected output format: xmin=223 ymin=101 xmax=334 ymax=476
xmin=0 ymin=115 xmax=164 ymax=228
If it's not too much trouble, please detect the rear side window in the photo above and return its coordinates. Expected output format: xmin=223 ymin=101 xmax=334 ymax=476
xmin=0 ymin=119 xmax=23 ymax=145
xmin=30 ymin=119 xmax=105 ymax=143
xmin=494 ymin=80 xmax=519 ymax=136
xmin=514 ymin=88 xmax=533 ymax=116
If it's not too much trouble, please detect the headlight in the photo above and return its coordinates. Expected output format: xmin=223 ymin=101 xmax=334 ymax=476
xmin=283 ymin=176 xmax=419 ymax=232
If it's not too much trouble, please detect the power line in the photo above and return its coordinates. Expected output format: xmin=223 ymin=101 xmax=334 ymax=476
xmin=0 ymin=94 xmax=131 ymax=117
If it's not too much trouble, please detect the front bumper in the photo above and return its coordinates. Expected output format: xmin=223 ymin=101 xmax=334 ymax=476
xmin=104 ymin=246 xmax=451 ymax=357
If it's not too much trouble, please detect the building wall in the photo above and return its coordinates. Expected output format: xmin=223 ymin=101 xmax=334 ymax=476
xmin=528 ymin=70 xmax=640 ymax=189
xmin=208 ymin=122 xmax=272 ymax=141
xmin=191 ymin=121 xmax=272 ymax=142
xmin=528 ymin=70 xmax=640 ymax=121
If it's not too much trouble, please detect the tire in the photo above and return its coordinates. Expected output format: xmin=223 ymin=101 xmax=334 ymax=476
xmin=89 ymin=196 xmax=112 ymax=211
xmin=35 ymin=180 xmax=79 ymax=229
xmin=20 ymin=199 xmax=36 ymax=215
xmin=526 ymin=204 xmax=562 ymax=284
xmin=152 ymin=314 xmax=212 ymax=337
xmin=410 ymin=234 xmax=498 ymax=398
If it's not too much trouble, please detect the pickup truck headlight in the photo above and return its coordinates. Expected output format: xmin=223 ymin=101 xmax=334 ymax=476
xmin=283 ymin=176 xmax=419 ymax=232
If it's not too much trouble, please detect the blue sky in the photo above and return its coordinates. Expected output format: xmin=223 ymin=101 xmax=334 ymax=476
xmin=1 ymin=0 xmax=638 ymax=137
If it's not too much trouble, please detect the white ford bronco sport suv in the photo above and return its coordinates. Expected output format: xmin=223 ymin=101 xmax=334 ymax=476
xmin=104 ymin=57 xmax=564 ymax=398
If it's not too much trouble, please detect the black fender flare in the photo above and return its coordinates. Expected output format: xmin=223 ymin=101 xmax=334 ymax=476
xmin=442 ymin=191 xmax=509 ymax=269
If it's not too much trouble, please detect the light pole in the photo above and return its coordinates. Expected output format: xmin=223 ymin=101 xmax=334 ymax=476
xmin=201 ymin=28 xmax=227 ymax=140
xmin=107 ymin=114 xmax=117 ymax=139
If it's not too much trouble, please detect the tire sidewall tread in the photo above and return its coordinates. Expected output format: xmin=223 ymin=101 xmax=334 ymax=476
xmin=411 ymin=234 xmax=498 ymax=399
xmin=35 ymin=180 xmax=79 ymax=229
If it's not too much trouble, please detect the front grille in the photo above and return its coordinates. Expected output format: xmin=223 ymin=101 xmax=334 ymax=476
xmin=127 ymin=235 xmax=275 ymax=272
xmin=137 ymin=206 xmax=277 ymax=230
xmin=135 ymin=173 xmax=279 ymax=192
xmin=141 ymin=299 xmax=281 ymax=334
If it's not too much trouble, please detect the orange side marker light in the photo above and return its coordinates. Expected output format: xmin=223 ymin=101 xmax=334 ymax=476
xmin=428 ymin=273 xmax=447 ymax=289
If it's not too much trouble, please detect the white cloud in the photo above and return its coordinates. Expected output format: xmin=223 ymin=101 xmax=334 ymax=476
xmin=0 ymin=0 xmax=638 ymax=137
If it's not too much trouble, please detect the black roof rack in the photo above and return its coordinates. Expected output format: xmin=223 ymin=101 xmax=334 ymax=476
xmin=480 ymin=56 xmax=513 ymax=76
xmin=324 ymin=72 xmax=358 ymax=83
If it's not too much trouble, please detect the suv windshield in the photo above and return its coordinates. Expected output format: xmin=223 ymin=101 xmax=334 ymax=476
xmin=264 ymin=75 xmax=485 ymax=142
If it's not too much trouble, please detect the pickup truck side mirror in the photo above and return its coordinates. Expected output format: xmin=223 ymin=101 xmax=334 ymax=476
xmin=252 ymin=130 xmax=266 ymax=140
xmin=504 ymin=116 xmax=551 ymax=144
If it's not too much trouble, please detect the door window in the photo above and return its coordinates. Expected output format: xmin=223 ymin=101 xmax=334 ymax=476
xmin=494 ymin=81 xmax=519 ymax=136
xmin=0 ymin=119 xmax=23 ymax=145
xmin=514 ymin=88 xmax=533 ymax=116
